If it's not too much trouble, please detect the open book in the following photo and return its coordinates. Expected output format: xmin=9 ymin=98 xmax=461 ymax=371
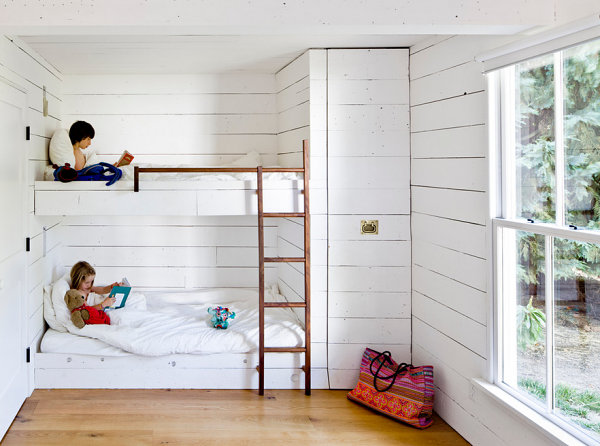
xmin=116 ymin=150 xmax=134 ymax=167
xmin=107 ymin=277 xmax=132 ymax=309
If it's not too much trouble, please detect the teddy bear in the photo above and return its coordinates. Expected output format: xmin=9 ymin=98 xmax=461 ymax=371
xmin=64 ymin=289 xmax=111 ymax=329
xmin=207 ymin=306 xmax=236 ymax=329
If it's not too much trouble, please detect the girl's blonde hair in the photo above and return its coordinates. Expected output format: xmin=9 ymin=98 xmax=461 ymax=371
xmin=70 ymin=261 xmax=96 ymax=290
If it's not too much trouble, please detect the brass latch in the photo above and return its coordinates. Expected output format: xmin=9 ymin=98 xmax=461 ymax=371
xmin=361 ymin=220 xmax=378 ymax=235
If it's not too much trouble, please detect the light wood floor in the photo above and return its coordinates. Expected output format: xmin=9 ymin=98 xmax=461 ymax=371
xmin=2 ymin=389 xmax=469 ymax=445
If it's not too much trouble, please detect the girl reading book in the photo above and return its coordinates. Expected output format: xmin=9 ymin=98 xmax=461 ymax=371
xmin=70 ymin=261 xmax=122 ymax=310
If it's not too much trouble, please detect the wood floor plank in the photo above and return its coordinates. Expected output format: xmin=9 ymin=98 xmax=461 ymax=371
xmin=2 ymin=390 xmax=469 ymax=445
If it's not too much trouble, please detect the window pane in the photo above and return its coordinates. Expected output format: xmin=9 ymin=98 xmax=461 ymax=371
xmin=502 ymin=229 xmax=546 ymax=404
xmin=515 ymin=55 xmax=555 ymax=223
xmin=564 ymin=39 xmax=600 ymax=229
xmin=554 ymin=237 xmax=600 ymax=439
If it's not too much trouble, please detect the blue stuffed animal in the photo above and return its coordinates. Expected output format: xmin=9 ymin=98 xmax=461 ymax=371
xmin=53 ymin=162 xmax=122 ymax=186
xmin=207 ymin=306 xmax=236 ymax=329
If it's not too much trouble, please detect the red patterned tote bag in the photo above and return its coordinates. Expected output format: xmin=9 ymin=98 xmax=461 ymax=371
xmin=347 ymin=348 xmax=435 ymax=428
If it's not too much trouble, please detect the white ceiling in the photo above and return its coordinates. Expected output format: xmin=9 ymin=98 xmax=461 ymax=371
xmin=20 ymin=34 xmax=426 ymax=75
xmin=10 ymin=0 xmax=586 ymax=75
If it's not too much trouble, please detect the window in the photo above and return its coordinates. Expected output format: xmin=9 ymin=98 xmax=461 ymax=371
xmin=493 ymin=38 xmax=600 ymax=443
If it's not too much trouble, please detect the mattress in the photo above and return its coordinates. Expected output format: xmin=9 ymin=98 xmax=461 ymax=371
xmin=42 ymin=287 xmax=305 ymax=356
xmin=41 ymin=328 xmax=131 ymax=356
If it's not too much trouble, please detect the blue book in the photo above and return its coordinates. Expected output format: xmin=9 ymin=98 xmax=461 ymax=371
xmin=108 ymin=277 xmax=131 ymax=309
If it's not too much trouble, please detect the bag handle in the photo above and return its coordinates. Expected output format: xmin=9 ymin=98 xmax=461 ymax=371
xmin=370 ymin=350 xmax=412 ymax=393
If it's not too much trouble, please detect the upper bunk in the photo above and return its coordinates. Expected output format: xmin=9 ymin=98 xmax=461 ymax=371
xmin=35 ymin=143 xmax=309 ymax=217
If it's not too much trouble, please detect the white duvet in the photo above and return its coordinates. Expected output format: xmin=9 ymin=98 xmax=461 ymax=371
xmin=58 ymin=288 xmax=304 ymax=356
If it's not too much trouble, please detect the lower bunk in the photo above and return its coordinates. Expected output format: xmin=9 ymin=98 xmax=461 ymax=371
xmin=38 ymin=284 xmax=327 ymax=389
xmin=35 ymin=335 xmax=328 ymax=389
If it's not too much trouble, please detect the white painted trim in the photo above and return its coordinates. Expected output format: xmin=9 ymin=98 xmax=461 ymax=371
xmin=493 ymin=218 xmax=600 ymax=244
xmin=472 ymin=378 xmax=589 ymax=446
xmin=476 ymin=13 xmax=600 ymax=72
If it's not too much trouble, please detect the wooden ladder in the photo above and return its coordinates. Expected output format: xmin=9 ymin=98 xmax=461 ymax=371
xmin=256 ymin=140 xmax=311 ymax=396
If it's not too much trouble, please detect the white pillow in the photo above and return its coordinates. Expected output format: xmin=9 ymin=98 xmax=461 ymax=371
xmin=49 ymin=129 xmax=75 ymax=167
xmin=43 ymin=283 xmax=64 ymax=332
xmin=230 ymin=151 xmax=262 ymax=167
xmin=50 ymin=273 xmax=76 ymax=331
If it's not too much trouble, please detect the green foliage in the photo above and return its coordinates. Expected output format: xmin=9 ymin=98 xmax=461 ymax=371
xmin=516 ymin=297 xmax=546 ymax=350
xmin=518 ymin=378 xmax=600 ymax=434
xmin=515 ymin=41 xmax=600 ymax=288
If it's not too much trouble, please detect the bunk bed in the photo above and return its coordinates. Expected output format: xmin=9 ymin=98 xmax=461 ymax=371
xmin=34 ymin=141 xmax=314 ymax=394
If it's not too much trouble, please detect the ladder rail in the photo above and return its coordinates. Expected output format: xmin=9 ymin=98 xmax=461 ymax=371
xmin=257 ymin=165 xmax=265 ymax=396
xmin=257 ymin=140 xmax=311 ymax=396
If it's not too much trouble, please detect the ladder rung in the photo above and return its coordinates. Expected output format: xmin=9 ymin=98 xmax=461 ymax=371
xmin=262 ymin=168 xmax=304 ymax=173
xmin=264 ymin=257 xmax=305 ymax=263
xmin=264 ymin=347 xmax=307 ymax=353
xmin=264 ymin=302 xmax=307 ymax=308
xmin=263 ymin=213 xmax=305 ymax=218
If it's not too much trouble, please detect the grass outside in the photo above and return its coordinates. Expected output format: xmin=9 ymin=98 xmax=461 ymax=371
xmin=519 ymin=378 xmax=600 ymax=434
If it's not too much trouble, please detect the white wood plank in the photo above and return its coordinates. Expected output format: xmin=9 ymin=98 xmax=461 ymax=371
xmin=328 ymin=317 xmax=411 ymax=344
xmin=413 ymin=291 xmax=487 ymax=357
xmin=329 ymin=156 xmax=409 ymax=189
xmin=28 ymin=135 xmax=50 ymax=161
xmin=328 ymin=128 xmax=410 ymax=157
xmin=412 ymin=186 xmax=487 ymax=225
xmin=412 ymin=157 xmax=487 ymax=191
xmin=63 ymin=246 xmax=218 ymax=267
xmin=63 ymin=74 xmax=276 ymax=94
xmin=328 ymin=369 xmax=359 ymax=389
xmin=277 ymin=76 xmax=309 ymax=112
xmin=309 ymin=79 xmax=326 ymax=106
xmin=36 ymin=190 xmax=197 ymax=216
xmin=412 ymin=346 xmax=504 ymax=446
xmin=278 ymin=101 xmax=309 ymax=133
xmin=184 ymin=267 xmax=277 ymax=288
xmin=409 ymin=34 xmax=509 ymax=80
xmin=328 ymin=292 xmax=410 ymax=318
xmin=412 ymin=240 xmax=487 ymax=292
xmin=308 ymin=50 xmax=327 ymax=81
xmin=329 ymin=266 xmax=410 ymax=292
xmin=35 ymin=367 xmax=329 ymax=390
xmin=276 ymin=126 xmax=310 ymax=157
xmin=27 ymin=233 xmax=43 ymax=266
xmin=328 ymin=79 xmax=409 ymax=105
xmin=329 ymin=240 xmax=410 ymax=266
xmin=27 ymin=282 xmax=43 ymax=319
xmin=63 ymin=93 xmax=276 ymax=115
xmin=61 ymin=225 xmax=277 ymax=248
xmin=412 ymin=317 xmax=486 ymax=380
xmin=61 ymin=215 xmax=268 ymax=226
xmin=328 ymin=215 xmax=410 ymax=241
xmin=410 ymin=60 xmax=486 ymax=106
xmin=411 ymin=92 xmax=487 ymax=133
xmin=412 ymin=265 xmax=487 ymax=325
xmin=329 ymin=104 xmax=409 ymax=131
xmin=216 ymin=246 xmax=277 ymax=266
xmin=276 ymin=52 xmax=309 ymax=92
xmin=28 ymin=306 xmax=43 ymax=345
xmin=328 ymin=49 xmax=409 ymax=80
xmin=329 ymin=188 xmax=410 ymax=215
xmin=63 ymin=113 xmax=278 ymax=144
xmin=328 ymin=343 xmax=411 ymax=370
xmin=411 ymin=125 xmax=487 ymax=159
xmin=412 ymin=212 xmax=487 ymax=258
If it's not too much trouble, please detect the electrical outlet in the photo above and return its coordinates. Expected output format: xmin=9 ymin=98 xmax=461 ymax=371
xmin=361 ymin=220 xmax=378 ymax=235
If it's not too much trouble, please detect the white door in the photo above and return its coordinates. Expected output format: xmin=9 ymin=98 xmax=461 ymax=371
xmin=0 ymin=78 xmax=28 ymax=440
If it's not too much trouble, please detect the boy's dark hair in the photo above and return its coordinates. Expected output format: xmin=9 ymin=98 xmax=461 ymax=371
xmin=69 ymin=121 xmax=95 ymax=145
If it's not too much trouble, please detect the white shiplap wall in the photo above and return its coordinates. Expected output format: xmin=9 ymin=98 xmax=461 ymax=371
xmin=59 ymin=74 xmax=280 ymax=290
xmin=275 ymin=50 xmax=329 ymax=377
xmin=410 ymin=35 xmax=565 ymax=445
xmin=327 ymin=49 xmax=411 ymax=388
xmin=0 ymin=35 xmax=63 ymax=392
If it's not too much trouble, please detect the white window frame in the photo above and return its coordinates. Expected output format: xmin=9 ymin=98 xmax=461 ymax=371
xmin=490 ymin=39 xmax=600 ymax=445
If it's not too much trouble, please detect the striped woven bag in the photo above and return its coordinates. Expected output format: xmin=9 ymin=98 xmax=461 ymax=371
xmin=347 ymin=348 xmax=434 ymax=428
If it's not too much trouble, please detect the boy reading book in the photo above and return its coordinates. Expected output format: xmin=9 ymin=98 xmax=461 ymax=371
xmin=107 ymin=277 xmax=132 ymax=309
xmin=116 ymin=150 xmax=134 ymax=167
